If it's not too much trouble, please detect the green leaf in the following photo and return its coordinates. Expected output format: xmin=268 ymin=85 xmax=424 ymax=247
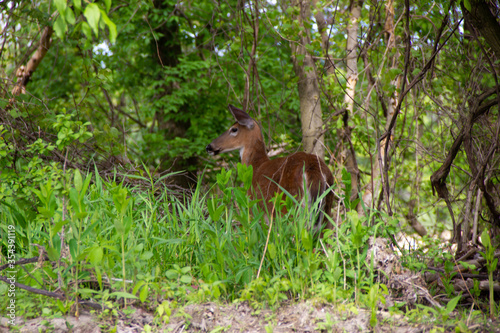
xmin=132 ymin=281 xmax=145 ymax=295
xmin=69 ymin=238 xmax=78 ymax=260
xmin=333 ymin=267 xmax=341 ymax=281
xmin=81 ymin=221 xmax=99 ymax=239
xmin=492 ymin=258 xmax=498 ymax=271
xmin=212 ymin=284 xmax=221 ymax=299
xmin=54 ymin=15 xmax=68 ymax=39
xmin=103 ymin=0 xmax=112 ymax=13
xmin=295 ymin=54 xmax=305 ymax=65
xmin=237 ymin=163 xmax=253 ymax=190
xmin=180 ymin=275 xmax=192 ymax=284
xmin=481 ymin=229 xmax=491 ymax=248
xmin=207 ymin=198 xmax=224 ymax=222
xmin=139 ymin=285 xmax=148 ymax=302
xmin=141 ymin=251 xmax=154 ymax=260
xmin=165 ymin=269 xmax=178 ymax=280
xmin=216 ymin=168 xmax=232 ymax=189
xmin=47 ymin=246 xmax=60 ymax=261
xmin=458 ymin=261 xmax=477 ymax=271
xmin=463 ymin=0 xmax=471 ymax=12
xmin=157 ymin=304 xmax=165 ymax=317
xmin=112 ymin=187 xmax=130 ymax=218
xmin=88 ymin=246 xmax=103 ymax=265
xmin=388 ymin=68 xmax=403 ymax=80
xmin=95 ymin=266 xmax=103 ymax=290
xmin=81 ymin=21 xmax=93 ymax=40
xmin=79 ymin=173 xmax=92 ymax=199
xmin=100 ymin=10 xmax=117 ymax=44
xmin=54 ymin=0 xmax=68 ymax=16
xmin=341 ymin=168 xmax=352 ymax=208
xmin=114 ymin=218 xmax=124 ymax=235
xmin=74 ymin=169 xmax=83 ymax=192
xmin=267 ymin=243 xmax=276 ymax=260
xmin=79 ymin=288 xmax=99 ymax=296
xmin=445 ymin=294 xmax=461 ymax=314
xmin=69 ymin=188 xmax=80 ymax=214
xmin=65 ymin=7 xmax=76 ymax=25
xmin=123 ymin=214 xmax=133 ymax=235
xmin=11 ymin=209 xmax=27 ymax=228
xmin=109 ymin=291 xmax=138 ymax=299
xmin=369 ymin=311 xmax=377 ymax=328
xmin=301 ymin=229 xmax=312 ymax=251
xmin=73 ymin=0 xmax=82 ymax=11
xmin=84 ymin=3 xmax=101 ymax=37
xmin=52 ymin=219 xmax=69 ymax=238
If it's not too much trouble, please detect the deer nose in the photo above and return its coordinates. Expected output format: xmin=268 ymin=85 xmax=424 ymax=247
xmin=206 ymin=144 xmax=221 ymax=156
xmin=206 ymin=144 xmax=215 ymax=155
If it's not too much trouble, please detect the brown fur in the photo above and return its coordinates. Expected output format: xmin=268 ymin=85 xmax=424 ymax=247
xmin=207 ymin=105 xmax=334 ymax=229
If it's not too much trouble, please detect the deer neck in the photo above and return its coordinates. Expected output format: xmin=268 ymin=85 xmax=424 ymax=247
xmin=240 ymin=138 xmax=270 ymax=169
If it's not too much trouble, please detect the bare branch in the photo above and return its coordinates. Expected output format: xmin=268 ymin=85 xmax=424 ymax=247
xmin=11 ymin=26 xmax=53 ymax=96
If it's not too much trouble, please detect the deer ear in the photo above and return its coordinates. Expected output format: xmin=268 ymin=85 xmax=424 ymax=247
xmin=229 ymin=104 xmax=255 ymax=129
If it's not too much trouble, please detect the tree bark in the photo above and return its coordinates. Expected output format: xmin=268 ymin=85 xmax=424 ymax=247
xmin=361 ymin=0 xmax=398 ymax=212
xmin=342 ymin=0 xmax=363 ymax=200
xmin=462 ymin=0 xmax=500 ymax=59
xmin=289 ymin=0 xmax=325 ymax=159
xmin=431 ymin=90 xmax=500 ymax=228
xmin=344 ymin=0 xmax=362 ymax=115
xmin=11 ymin=26 xmax=53 ymax=96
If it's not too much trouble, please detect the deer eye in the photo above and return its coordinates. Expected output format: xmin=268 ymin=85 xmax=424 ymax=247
xmin=230 ymin=127 xmax=238 ymax=133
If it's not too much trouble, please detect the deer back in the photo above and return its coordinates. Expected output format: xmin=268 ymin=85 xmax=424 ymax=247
xmin=252 ymin=152 xmax=334 ymax=224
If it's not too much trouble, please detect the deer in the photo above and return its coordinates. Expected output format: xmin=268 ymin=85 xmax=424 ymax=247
xmin=206 ymin=104 xmax=334 ymax=231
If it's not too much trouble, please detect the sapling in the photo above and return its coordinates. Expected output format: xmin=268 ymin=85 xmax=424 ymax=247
xmin=479 ymin=229 xmax=498 ymax=319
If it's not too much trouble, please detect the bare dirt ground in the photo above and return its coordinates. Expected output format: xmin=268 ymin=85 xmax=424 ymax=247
xmin=0 ymin=301 xmax=469 ymax=333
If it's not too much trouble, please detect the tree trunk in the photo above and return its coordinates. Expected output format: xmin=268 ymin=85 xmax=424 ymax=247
xmin=343 ymin=0 xmax=363 ymax=200
xmin=344 ymin=0 xmax=362 ymax=115
xmin=289 ymin=0 xmax=325 ymax=159
xmin=11 ymin=26 xmax=53 ymax=96
xmin=361 ymin=0 xmax=400 ymax=212
xmin=462 ymin=0 xmax=500 ymax=59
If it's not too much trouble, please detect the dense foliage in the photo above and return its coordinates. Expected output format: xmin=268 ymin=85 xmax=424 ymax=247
xmin=0 ymin=0 xmax=499 ymax=329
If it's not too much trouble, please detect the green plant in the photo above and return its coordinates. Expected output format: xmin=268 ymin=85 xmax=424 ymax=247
xmin=417 ymin=294 xmax=461 ymax=323
xmin=165 ymin=265 xmax=193 ymax=297
xmin=55 ymin=299 xmax=75 ymax=316
xmin=316 ymin=312 xmax=337 ymax=331
xmin=154 ymin=300 xmax=174 ymax=325
xmin=366 ymin=283 xmax=388 ymax=327
xmin=95 ymin=294 xmax=119 ymax=325
xmin=52 ymin=112 xmax=93 ymax=151
xmin=479 ymin=229 xmax=498 ymax=319
xmin=239 ymin=275 xmax=292 ymax=309
xmin=442 ymin=260 xmax=458 ymax=298
xmin=110 ymin=182 xmax=133 ymax=307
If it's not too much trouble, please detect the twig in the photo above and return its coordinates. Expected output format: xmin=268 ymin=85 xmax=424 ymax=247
xmin=0 ymin=256 xmax=49 ymax=272
xmin=0 ymin=275 xmax=65 ymax=299
xmin=257 ymin=201 xmax=276 ymax=279
xmin=456 ymin=248 xmax=478 ymax=262
xmin=0 ymin=257 xmax=114 ymax=312
xmin=380 ymin=11 xmax=463 ymax=216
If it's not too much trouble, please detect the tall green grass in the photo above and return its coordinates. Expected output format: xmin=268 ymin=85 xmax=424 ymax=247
xmin=0 ymin=163 xmax=386 ymax=313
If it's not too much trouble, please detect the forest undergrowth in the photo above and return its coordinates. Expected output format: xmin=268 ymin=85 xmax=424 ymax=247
xmin=0 ymin=161 xmax=498 ymax=332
